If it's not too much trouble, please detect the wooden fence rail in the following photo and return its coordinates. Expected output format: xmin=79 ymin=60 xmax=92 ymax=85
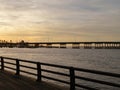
xmin=0 ymin=56 xmax=120 ymax=90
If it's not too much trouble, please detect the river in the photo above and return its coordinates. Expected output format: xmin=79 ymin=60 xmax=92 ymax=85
xmin=0 ymin=48 xmax=120 ymax=90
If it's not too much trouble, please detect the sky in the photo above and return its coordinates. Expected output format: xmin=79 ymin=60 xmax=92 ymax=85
xmin=0 ymin=0 xmax=120 ymax=42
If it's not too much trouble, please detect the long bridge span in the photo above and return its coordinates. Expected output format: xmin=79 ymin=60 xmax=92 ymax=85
xmin=0 ymin=41 xmax=120 ymax=49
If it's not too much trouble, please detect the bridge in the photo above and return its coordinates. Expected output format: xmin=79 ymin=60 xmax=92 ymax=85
xmin=0 ymin=41 xmax=120 ymax=49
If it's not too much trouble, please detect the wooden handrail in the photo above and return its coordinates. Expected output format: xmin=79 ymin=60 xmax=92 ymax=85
xmin=0 ymin=56 xmax=120 ymax=90
xmin=74 ymin=67 xmax=120 ymax=78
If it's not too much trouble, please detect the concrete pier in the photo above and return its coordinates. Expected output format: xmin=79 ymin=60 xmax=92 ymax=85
xmin=72 ymin=43 xmax=80 ymax=49
xmin=84 ymin=43 xmax=92 ymax=49
xmin=46 ymin=43 xmax=52 ymax=48
xmin=95 ymin=43 xmax=103 ymax=49
xmin=60 ymin=43 xmax=66 ymax=48
xmin=34 ymin=43 xmax=39 ymax=48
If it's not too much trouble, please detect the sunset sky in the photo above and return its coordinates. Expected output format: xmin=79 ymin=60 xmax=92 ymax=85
xmin=0 ymin=0 xmax=120 ymax=42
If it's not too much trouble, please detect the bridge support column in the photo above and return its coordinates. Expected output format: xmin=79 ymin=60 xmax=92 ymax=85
xmin=108 ymin=43 xmax=111 ymax=49
xmin=107 ymin=43 xmax=109 ymax=49
xmin=27 ymin=44 xmax=33 ymax=48
xmin=110 ymin=43 xmax=114 ymax=49
xmin=109 ymin=44 xmax=111 ymax=49
xmin=34 ymin=44 xmax=39 ymax=48
xmin=116 ymin=43 xmax=119 ymax=49
xmin=72 ymin=43 xmax=80 ymax=49
xmin=111 ymin=43 xmax=113 ymax=49
xmin=114 ymin=43 xmax=117 ymax=49
xmin=95 ymin=43 xmax=102 ymax=49
xmin=107 ymin=43 xmax=110 ymax=49
xmin=84 ymin=43 xmax=92 ymax=49
xmin=46 ymin=43 xmax=52 ymax=48
xmin=60 ymin=43 xmax=66 ymax=48
xmin=118 ymin=43 xmax=120 ymax=49
xmin=95 ymin=43 xmax=98 ymax=49
xmin=112 ymin=43 xmax=115 ymax=49
xmin=88 ymin=44 xmax=92 ymax=49
xmin=84 ymin=44 xmax=87 ymax=49
xmin=104 ymin=43 xmax=108 ymax=49
xmin=117 ymin=43 xmax=120 ymax=49
xmin=113 ymin=43 xmax=115 ymax=49
xmin=100 ymin=43 xmax=104 ymax=49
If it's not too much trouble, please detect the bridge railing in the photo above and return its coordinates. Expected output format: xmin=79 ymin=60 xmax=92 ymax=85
xmin=0 ymin=56 xmax=120 ymax=90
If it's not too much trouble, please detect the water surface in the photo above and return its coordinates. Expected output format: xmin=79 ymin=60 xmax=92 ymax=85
xmin=0 ymin=48 xmax=120 ymax=90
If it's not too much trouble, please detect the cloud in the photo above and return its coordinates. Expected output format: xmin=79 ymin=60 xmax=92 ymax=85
xmin=0 ymin=0 xmax=120 ymax=41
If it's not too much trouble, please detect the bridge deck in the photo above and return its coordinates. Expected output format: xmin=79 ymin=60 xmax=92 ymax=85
xmin=0 ymin=70 xmax=64 ymax=90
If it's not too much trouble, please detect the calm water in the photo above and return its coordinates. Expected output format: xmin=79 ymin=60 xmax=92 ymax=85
xmin=0 ymin=48 xmax=120 ymax=90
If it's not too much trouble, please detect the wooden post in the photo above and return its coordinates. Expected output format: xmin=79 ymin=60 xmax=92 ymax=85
xmin=37 ymin=62 xmax=41 ymax=81
xmin=70 ymin=67 xmax=75 ymax=90
xmin=1 ymin=57 xmax=4 ymax=70
xmin=16 ymin=60 xmax=20 ymax=75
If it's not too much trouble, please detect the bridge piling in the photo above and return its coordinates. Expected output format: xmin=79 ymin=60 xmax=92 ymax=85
xmin=46 ymin=43 xmax=52 ymax=48
xmin=60 ymin=43 xmax=66 ymax=48
xmin=84 ymin=43 xmax=92 ymax=49
xmin=34 ymin=43 xmax=39 ymax=48
xmin=72 ymin=43 xmax=80 ymax=49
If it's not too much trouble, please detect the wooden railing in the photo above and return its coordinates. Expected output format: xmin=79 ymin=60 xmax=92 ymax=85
xmin=0 ymin=56 xmax=120 ymax=90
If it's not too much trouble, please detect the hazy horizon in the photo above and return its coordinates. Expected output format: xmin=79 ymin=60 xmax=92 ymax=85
xmin=0 ymin=0 xmax=120 ymax=42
